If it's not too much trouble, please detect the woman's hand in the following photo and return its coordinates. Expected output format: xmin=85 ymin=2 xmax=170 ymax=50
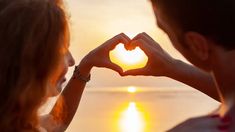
xmin=167 ymin=115 xmax=230 ymax=132
xmin=79 ymin=33 xmax=131 ymax=76
xmin=122 ymin=32 xmax=176 ymax=77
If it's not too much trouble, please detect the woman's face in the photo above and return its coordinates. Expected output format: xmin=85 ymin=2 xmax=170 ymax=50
xmin=47 ymin=28 xmax=75 ymax=97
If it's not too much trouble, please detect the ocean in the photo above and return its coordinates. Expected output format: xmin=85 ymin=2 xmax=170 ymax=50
xmin=61 ymin=86 xmax=220 ymax=132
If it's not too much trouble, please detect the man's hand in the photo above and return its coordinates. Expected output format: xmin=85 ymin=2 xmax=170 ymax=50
xmin=122 ymin=32 xmax=176 ymax=77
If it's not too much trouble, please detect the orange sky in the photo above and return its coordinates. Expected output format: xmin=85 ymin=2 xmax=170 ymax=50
xmin=65 ymin=0 xmax=188 ymax=87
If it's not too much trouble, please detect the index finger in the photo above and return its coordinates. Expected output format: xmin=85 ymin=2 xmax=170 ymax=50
xmin=129 ymin=39 xmax=153 ymax=57
xmin=105 ymin=33 xmax=131 ymax=50
xmin=134 ymin=32 xmax=162 ymax=48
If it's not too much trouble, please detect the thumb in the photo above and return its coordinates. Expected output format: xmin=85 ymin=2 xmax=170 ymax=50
xmin=121 ymin=68 xmax=146 ymax=76
xmin=104 ymin=62 xmax=123 ymax=75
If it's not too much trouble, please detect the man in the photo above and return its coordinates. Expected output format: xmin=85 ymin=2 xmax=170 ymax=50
xmin=123 ymin=0 xmax=235 ymax=131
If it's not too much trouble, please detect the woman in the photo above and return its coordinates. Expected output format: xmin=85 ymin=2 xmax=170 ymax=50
xmin=0 ymin=0 xmax=130 ymax=131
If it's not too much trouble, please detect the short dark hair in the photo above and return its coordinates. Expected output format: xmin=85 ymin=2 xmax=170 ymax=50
xmin=151 ymin=0 xmax=235 ymax=50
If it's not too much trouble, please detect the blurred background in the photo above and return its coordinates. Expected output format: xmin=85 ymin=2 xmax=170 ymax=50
xmin=66 ymin=0 xmax=186 ymax=88
xmin=41 ymin=0 xmax=220 ymax=132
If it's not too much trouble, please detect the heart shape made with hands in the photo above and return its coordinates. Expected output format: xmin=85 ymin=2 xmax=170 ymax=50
xmin=109 ymin=44 xmax=148 ymax=71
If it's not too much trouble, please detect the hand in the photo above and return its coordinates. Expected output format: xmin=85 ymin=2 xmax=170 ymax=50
xmin=167 ymin=115 xmax=230 ymax=132
xmin=122 ymin=32 xmax=176 ymax=77
xmin=79 ymin=33 xmax=131 ymax=75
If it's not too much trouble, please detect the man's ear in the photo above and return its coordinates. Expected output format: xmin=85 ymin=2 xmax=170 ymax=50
xmin=184 ymin=32 xmax=210 ymax=61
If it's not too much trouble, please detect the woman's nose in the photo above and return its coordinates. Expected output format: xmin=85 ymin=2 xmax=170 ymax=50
xmin=68 ymin=51 xmax=75 ymax=67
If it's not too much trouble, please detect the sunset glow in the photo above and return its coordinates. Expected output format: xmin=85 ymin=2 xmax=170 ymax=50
xmin=110 ymin=44 xmax=148 ymax=71
xmin=119 ymin=102 xmax=146 ymax=132
xmin=127 ymin=86 xmax=137 ymax=93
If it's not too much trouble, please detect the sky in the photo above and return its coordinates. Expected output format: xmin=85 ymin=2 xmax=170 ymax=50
xmin=65 ymin=0 xmax=189 ymax=88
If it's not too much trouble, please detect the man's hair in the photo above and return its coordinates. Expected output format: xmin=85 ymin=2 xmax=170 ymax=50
xmin=151 ymin=0 xmax=235 ymax=50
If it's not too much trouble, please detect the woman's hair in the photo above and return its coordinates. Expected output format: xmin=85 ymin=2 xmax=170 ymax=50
xmin=0 ymin=0 xmax=68 ymax=131
xmin=151 ymin=0 xmax=235 ymax=50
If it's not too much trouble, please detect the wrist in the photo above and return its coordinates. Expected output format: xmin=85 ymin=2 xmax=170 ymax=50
xmin=77 ymin=58 xmax=93 ymax=77
xmin=73 ymin=66 xmax=91 ymax=83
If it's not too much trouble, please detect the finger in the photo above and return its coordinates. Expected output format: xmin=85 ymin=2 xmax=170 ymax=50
xmin=126 ymin=32 xmax=155 ymax=50
xmin=132 ymin=32 xmax=143 ymax=41
xmin=120 ymin=33 xmax=131 ymax=42
xmin=141 ymin=32 xmax=157 ymax=43
xmin=103 ymin=62 xmax=123 ymax=75
xmin=121 ymin=68 xmax=147 ymax=76
xmin=116 ymin=33 xmax=133 ymax=51
xmin=132 ymin=32 xmax=154 ymax=45
xmin=124 ymin=33 xmax=144 ymax=50
xmin=125 ymin=33 xmax=144 ymax=50
xmin=106 ymin=33 xmax=131 ymax=50
xmin=141 ymin=32 xmax=164 ymax=50
xmin=132 ymin=32 xmax=162 ymax=49
xmin=130 ymin=39 xmax=153 ymax=57
xmin=124 ymin=44 xmax=136 ymax=51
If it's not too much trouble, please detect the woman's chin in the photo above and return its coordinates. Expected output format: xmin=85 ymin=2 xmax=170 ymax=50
xmin=57 ymin=85 xmax=63 ymax=93
xmin=48 ymin=89 xmax=59 ymax=97
xmin=47 ymin=78 xmax=66 ymax=97
xmin=47 ymin=85 xmax=62 ymax=97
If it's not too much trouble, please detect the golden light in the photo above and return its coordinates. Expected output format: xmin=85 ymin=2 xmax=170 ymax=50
xmin=127 ymin=86 xmax=137 ymax=93
xmin=119 ymin=102 xmax=146 ymax=132
xmin=110 ymin=44 xmax=148 ymax=71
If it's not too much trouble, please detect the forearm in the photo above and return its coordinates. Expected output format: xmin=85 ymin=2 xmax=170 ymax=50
xmin=49 ymin=63 xmax=91 ymax=131
xmin=47 ymin=33 xmax=130 ymax=131
xmin=166 ymin=59 xmax=220 ymax=101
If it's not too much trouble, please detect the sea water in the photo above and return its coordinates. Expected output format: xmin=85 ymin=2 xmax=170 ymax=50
xmin=42 ymin=86 xmax=220 ymax=132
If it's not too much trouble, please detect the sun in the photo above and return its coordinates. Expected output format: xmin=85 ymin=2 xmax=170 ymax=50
xmin=110 ymin=44 xmax=148 ymax=71
xmin=127 ymin=86 xmax=137 ymax=93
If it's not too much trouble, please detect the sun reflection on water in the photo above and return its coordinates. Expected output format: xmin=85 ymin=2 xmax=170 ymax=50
xmin=119 ymin=102 xmax=146 ymax=132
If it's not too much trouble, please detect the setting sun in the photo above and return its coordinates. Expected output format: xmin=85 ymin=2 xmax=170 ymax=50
xmin=127 ymin=86 xmax=137 ymax=93
xmin=110 ymin=44 xmax=148 ymax=71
